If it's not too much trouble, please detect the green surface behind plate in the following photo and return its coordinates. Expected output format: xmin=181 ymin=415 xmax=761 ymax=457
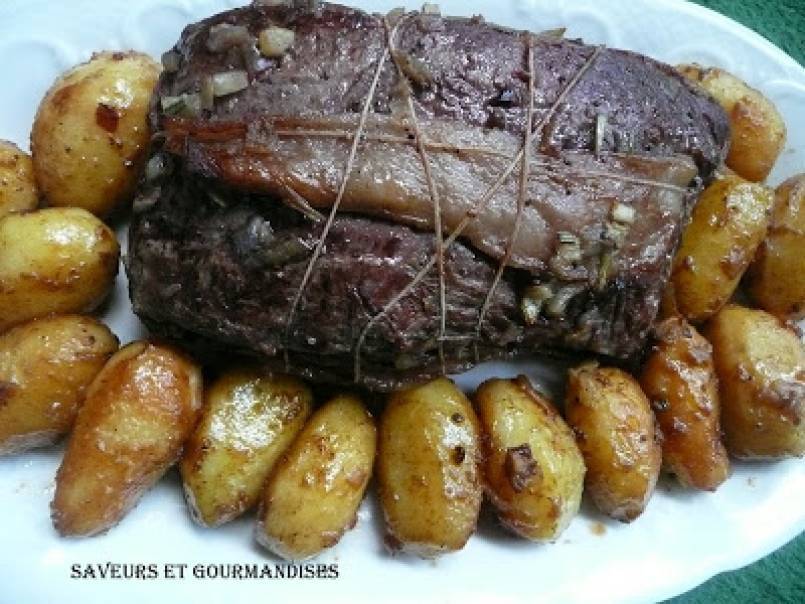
xmin=694 ymin=0 xmax=804 ymax=64
xmin=668 ymin=0 xmax=804 ymax=602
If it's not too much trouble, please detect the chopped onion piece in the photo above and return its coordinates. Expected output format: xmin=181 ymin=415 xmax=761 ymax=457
xmin=160 ymin=93 xmax=202 ymax=117
xmin=145 ymin=154 xmax=167 ymax=182
xmin=161 ymin=50 xmax=181 ymax=73
xmin=595 ymin=113 xmax=607 ymax=156
xmin=422 ymin=3 xmax=440 ymax=15
xmin=200 ymin=76 xmax=215 ymax=110
xmin=182 ymin=93 xmax=202 ymax=116
xmin=605 ymin=221 xmax=629 ymax=247
xmin=597 ymin=251 xmax=613 ymax=290
xmin=531 ymin=284 xmax=555 ymax=301
xmin=521 ymin=298 xmax=541 ymax=326
xmin=212 ymin=70 xmax=250 ymax=96
xmin=612 ymin=202 xmax=636 ymax=224
xmin=538 ymin=27 xmax=566 ymax=39
xmin=520 ymin=284 xmax=554 ymax=325
xmin=558 ymin=244 xmax=582 ymax=263
xmin=161 ymin=95 xmax=182 ymax=112
xmin=206 ymin=23 xmax=254 ymax=53
xmin=258 ymin=26 xmax=296 ymax=58
xmin=557 ymin=231 xmax=579 ymax=245
xmin=545 ymin=285 xmax=584 ymax=318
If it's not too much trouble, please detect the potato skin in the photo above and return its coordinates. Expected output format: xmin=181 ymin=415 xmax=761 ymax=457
xmin=51 ymin=341 xmax=202 ymax=536
xmin=379 ymin=378 xmax=482 ymax=556
xmin=704 ymin=305 xmax=805 ymax=459
xmin=668 ymin=173 xmax=772 ymax=323
xmin=31 ymin=51 xmax=160 ymax=218
xmin=0 ymin=315 xmax=118 ymax=455
xmin=257 ymin=394 xmax=376 ymax=560
xmin=678 ymin=64 xmax=786 ymax=182
xmin=747 ymin=175 xmax=805 ymax=319
xmin=565 ymin=365 xmax=660 ymax=521
xmin=0 ymin=140 xmax=38 ymax=219
xmin=475 ymin=376 xmax=585 ymax=540
xmin=0 ymin=207 xmax=119 ymax=332
xmin=640 ymin=318 xmax=730 ymax=490
xmin=181 ymin=370 xmax=312 ymax=527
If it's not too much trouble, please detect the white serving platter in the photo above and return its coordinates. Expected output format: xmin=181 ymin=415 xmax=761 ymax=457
xmin=0 ymin=1 xmax=803 ymax=603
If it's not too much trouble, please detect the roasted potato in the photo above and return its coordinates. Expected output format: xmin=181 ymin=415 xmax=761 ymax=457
xmin=31 ymin=51 xmax=160 ymax=218
xmin=704 ymin=305 xmax=805 ymax=459
xmin=0 ymin=315 xmax=118 ymax=455
xmin=257 ymin=394 xmax=376 ymax=560
xmin=475 ymin=376 xmax=585 ymax=540
xmin=678 ymin=64 xmax=786 ymax=182
xmin=182 ymin=370 xmax=312 ymax=527
xmin=747 ymin=174 xmax=805 ymax=319
xmin=51 ymin=341 xmax=202 ymax=536
xmin=0 ymin=140 xmax=38 ymax=218
xmin=379 ymin=378 xmax=482 ymax=556
xmin=640 ymin=318 xmax=730 ymax=490
xmin=565 ymin=365 xmax=660 ymax=521
xmin=0 ymin=207 xmax=119 ymax=332
xmin=666 ymin=173 xmax=772 ymax=323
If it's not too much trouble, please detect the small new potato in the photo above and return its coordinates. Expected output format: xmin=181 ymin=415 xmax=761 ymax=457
xmin=641 ymin=318 xmax=730 ymax=491
xmin=379 ymin=378 xmax=482 ymax=556
xmin=705 ymin=305 xmax=805 ymax=459
xmin=475 ymin=376 xmax=585 ymax=541
xmin=678 ymin=64 xmax=786 ymax=182
xmin=51 ymin=341 xmax=202 ymax=536
xmin=0 ymin=315 xmax=118 ymax=455
xmin=565 ymin=364 xmax=661 ymax=521
xmin=31 ymin=51 xmax=160 ymax=217
xmin=0 ymin=140 xmax=38 ymax=218
xmin=257 ymin=394 xmax=376 ymax=560
xmin=182 ymin=369 xmax=312 ymax=527
xmin=748 ymin=174 xmax=805 ymax=319
xmin=0 ymin=207 xmax=119 ymax=332
xmin=667 ymin=173 xmax=772 ymax=323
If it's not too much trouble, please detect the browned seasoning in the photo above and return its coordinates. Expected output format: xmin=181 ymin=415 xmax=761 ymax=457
xmin=95 ymin=103 xmax=120 ymax=133
xmin=590 ymin=521 xmax=606 ymax=536
xmin=504 ymin=444 xmax=540 ymax=492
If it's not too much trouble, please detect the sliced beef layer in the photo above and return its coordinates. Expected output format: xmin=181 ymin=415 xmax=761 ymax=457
xmin=128 ymin=2 xmax=730 ymax=391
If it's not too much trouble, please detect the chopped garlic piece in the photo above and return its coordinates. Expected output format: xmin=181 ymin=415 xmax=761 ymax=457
xmin=212 ymin=71 xmax=249 ymax=96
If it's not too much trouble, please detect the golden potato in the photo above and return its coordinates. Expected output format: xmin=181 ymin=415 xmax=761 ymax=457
xmin=0 ymin=140 xmax=38 ymax=218
xmin=31 ymin=51 xmax=160 ymax=218
xmin=379 ymin=378 xmax=482 ymax=556
xmin=51 ymin=341 xmax=202 ymax=536
xmin=565 ymin=364 xmax=660 ymax=521
xmin=475 ymin=376 xmax=585 ymax=541
xmin=747 ymin=174 xmax=805 ymax=319
xmin=667 ymin=173 xmax=772 ymax=323
xmin=678 ymin=64 xmax=786 ymax=182
xmin=640 ymin=318 xmax=730 ymax=490
xmin=181 ymin=370 xmax=312 ymax=527
xmin=0 ymin=315 xmax=118 ymax=455
xmin=257 ymin=394 xmax=376 ymax=560
xmin=0 ymin=207 xmax=119 ymax=332
xmin=704 ymin=305 xmax=805 ymax=459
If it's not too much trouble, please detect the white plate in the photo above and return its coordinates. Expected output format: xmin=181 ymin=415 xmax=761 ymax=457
xmin=1 ymin=1 xmax=803 ymax=603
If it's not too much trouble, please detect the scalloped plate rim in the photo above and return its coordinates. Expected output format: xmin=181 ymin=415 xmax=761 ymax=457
xmin=0 ymin=2 xmax=803 ymax=604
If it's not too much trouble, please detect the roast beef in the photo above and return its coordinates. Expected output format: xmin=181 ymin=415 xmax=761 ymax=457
xmin=127 ymin=1 xmax=730 ymax=391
